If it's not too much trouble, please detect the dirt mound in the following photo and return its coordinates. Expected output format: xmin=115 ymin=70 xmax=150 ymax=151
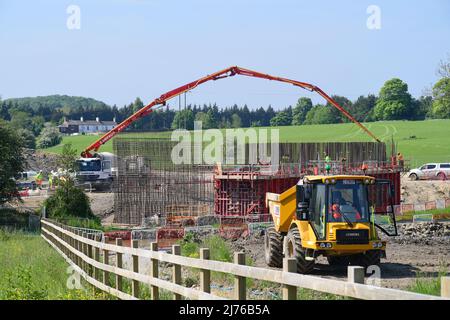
xmin=392 ymin=221 xmax=450 ymax=245
xmin=401 ymin=176 xmax=450 ymax=203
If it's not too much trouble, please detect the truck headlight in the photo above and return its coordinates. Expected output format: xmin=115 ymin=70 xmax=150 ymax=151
xmin=326 ymin=243 xmax=332 ymax=248
xmin=320 ymin=243 xmax=326 ymax=248
xmin=377 ymin=242 xmax=383 ymax=248
xmin=372 ymin=242 xmax=378 ymax=248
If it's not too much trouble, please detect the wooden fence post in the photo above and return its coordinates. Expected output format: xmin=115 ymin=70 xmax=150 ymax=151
xmin=82 ymin=232 xmax=88 ymax=273
xmin=441 ymin=277 xmax=450 ymax=298
xmin=93 ymin=234 xmax=101 ymax=281
xmin=103 ymin=236 xmax=110 ymax=287
xmin=116 ymin=238 xmax=123 ymax=292
xmin=348 ymin=266 xmax=365 ymax=284
xmin=76 ymin=230 xmax=82 ymax=268
xmin=87 ymin=234 xmax=93 ymax=277
xmin=172 ymin=244 xmax=182 ymax=300
xmin=234 ymin=252 xmax=246 ymax=300
xmin=283 ymin=258 xmax=297 ymax=300
xmin=132 ymin=239 xmax=140 ymax=298
xmin=200 ymin=248 xmax=211 ymax=294
xmin=150 ymin=242 xmax=159 ymax=300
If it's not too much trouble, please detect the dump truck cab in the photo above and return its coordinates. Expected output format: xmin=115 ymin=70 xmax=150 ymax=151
xmin=265 ymin=175 xmax=397 ymax=273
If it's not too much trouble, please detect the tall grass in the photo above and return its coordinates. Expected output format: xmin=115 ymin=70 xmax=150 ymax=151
xmin=408 ymin=266 xmax=448 ymax=296
xmin=0 ymin=229 xmax=104 ymax=300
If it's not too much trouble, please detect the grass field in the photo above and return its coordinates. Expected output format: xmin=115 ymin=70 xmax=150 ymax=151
xmin=44 ymin=119 xmax=450 ymax=167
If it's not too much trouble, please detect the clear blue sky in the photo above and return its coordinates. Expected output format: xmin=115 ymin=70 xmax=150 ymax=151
xmin=0 ymin=0 xmax=449 ymax=110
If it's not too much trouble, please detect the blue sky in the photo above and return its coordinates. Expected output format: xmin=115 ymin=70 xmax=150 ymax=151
xmin=0 ymin=0 xmax=449 ymax=109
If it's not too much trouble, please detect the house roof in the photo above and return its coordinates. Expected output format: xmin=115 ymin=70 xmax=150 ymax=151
xmin=58 ymin=119 xmax=117 ymax=127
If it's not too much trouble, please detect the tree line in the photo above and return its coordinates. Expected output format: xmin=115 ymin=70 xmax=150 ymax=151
xmin=1 ymin=55 xmax=449 ymax=148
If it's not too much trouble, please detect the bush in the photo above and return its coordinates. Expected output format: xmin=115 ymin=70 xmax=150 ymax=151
xmin=179 ymin=232 xmax=201 ymax=258
xmin=202 ymin=235 xmax=232 ymax=262
xmin=43 ymin=181 xmax=94 ymax=220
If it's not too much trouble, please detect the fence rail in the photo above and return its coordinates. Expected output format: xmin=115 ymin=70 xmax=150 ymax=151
xmin=40 ymin=218 xmax=450 ymax=300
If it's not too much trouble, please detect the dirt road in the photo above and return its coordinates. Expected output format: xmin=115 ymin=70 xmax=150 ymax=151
xmin=229 ymin=222 xmax=450 ymax=290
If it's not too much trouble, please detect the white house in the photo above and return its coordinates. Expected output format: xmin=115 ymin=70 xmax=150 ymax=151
xmin=58 ymin=117 xmax=117 ymax=134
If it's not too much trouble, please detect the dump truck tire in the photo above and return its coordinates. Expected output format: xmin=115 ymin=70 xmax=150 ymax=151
xmin=264 ymin=227 xmax=283 ymax=268
xmin=327 ymin=255 xmax=351 ymax=266
xmin=350 ymin=250 xmax=381 ymax=268
xmin=285 ymin=227 xmax=315 ymax=274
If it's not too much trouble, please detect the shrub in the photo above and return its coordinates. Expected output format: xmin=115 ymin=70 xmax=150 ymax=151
xmin=202 ymin=235 xmax=232 ymax=262
xmin=37 ymin=125 xmax=62 ymax=148
xmin=179 ymin=232 xmax=201 ymax=258
xmin=43 ymin=180 xmax=95 ymax=220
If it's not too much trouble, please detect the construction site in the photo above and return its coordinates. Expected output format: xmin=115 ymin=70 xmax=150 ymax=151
xmin=8 ymin=66 xmax=450 ymax=297
xmin=111 ymin=137 xmax=402 ymax=243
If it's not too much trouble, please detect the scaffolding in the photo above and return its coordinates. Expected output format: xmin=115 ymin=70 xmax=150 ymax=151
xmin=113 ymin=138 xmax=399 ymax=240
xmin=113 ymin=138 xmax=214 ymax=225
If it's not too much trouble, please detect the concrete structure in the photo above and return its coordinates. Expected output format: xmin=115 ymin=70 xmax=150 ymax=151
xmin=58 ymin=116 xmax=116 ymax=134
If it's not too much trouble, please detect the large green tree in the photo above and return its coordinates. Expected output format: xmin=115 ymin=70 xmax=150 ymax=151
xmin=0 ymin=121 xmax=25 ymax=204
xmin=171 ymin=109 xmax=195 ymax=130
xmin=348 ymin=95 xmax=377 ymax=122
xmin=327 ymin=95 xmax=353 ymax=123
xmin=270 ymin=110 xmax=292 ymax=126
xmin=292 ymin=97 xmax=313 ymax=125
xmin=374 ymin=78 xmax=412 ymax=120
xmin=304 ymin=104 xmax=336 ymax=125
xmin=431 ymin=77 xmax=450 ymax=118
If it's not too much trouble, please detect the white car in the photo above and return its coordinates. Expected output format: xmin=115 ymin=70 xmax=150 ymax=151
xmin=408 ymin=163 xmax=450 ymax=180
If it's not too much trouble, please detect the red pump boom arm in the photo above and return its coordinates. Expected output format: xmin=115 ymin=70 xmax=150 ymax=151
xmin=81 ymin=66 xmax=380 ymax=157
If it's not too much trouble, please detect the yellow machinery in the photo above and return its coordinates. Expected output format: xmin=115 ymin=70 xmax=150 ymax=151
xmin=265 ymin=175 xmax=397 ymax=273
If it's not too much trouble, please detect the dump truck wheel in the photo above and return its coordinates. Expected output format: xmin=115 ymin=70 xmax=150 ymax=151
xmin=350 ymin=250 xmax=381 ymax=268
xmin=327 ymin=255 xmax=351 ymax=266
xmin=264 ymin=227 xmax=283 ymax=268
xmin=284 ymin=227 xmax=315 ymax=274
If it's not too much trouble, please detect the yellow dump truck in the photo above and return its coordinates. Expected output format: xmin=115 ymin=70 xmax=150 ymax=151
xmin=265 ymin=175 xmax=397 ymax=273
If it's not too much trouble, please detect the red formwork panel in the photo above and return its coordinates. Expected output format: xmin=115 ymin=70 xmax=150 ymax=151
xmin=214 ymin=174 xmax=299 ymax=219
xmin=369 ymin=171 xmax=401 ymax=206
xmin=214 ymin=170 xmax=401 ymax=221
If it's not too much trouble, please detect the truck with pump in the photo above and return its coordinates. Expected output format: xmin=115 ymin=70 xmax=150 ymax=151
xmin=75 ymin=152 xmax=116 ymax=191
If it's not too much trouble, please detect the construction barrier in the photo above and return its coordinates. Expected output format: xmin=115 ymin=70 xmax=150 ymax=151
xmin=395 ymin=197 xmax=450 ymax=215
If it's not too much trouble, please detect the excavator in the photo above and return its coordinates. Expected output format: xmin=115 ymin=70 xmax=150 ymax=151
xmin=265 ymin=175 xmax=398 ymax=273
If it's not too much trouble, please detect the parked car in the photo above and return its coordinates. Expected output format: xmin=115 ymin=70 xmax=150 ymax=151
xmin=408 ymin=163 xmax=450 ymax=180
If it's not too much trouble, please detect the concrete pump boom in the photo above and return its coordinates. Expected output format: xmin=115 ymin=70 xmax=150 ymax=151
xmin=81 ymin=66 xmax=380 ymax=158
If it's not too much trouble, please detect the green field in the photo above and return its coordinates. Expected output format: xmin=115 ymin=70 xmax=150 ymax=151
xmin=44 ymin=119 xmax=450 ymax=167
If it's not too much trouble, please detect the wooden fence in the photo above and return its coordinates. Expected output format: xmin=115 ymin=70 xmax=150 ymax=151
xmin=40 ymin=219 xmax=450 ymax=300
